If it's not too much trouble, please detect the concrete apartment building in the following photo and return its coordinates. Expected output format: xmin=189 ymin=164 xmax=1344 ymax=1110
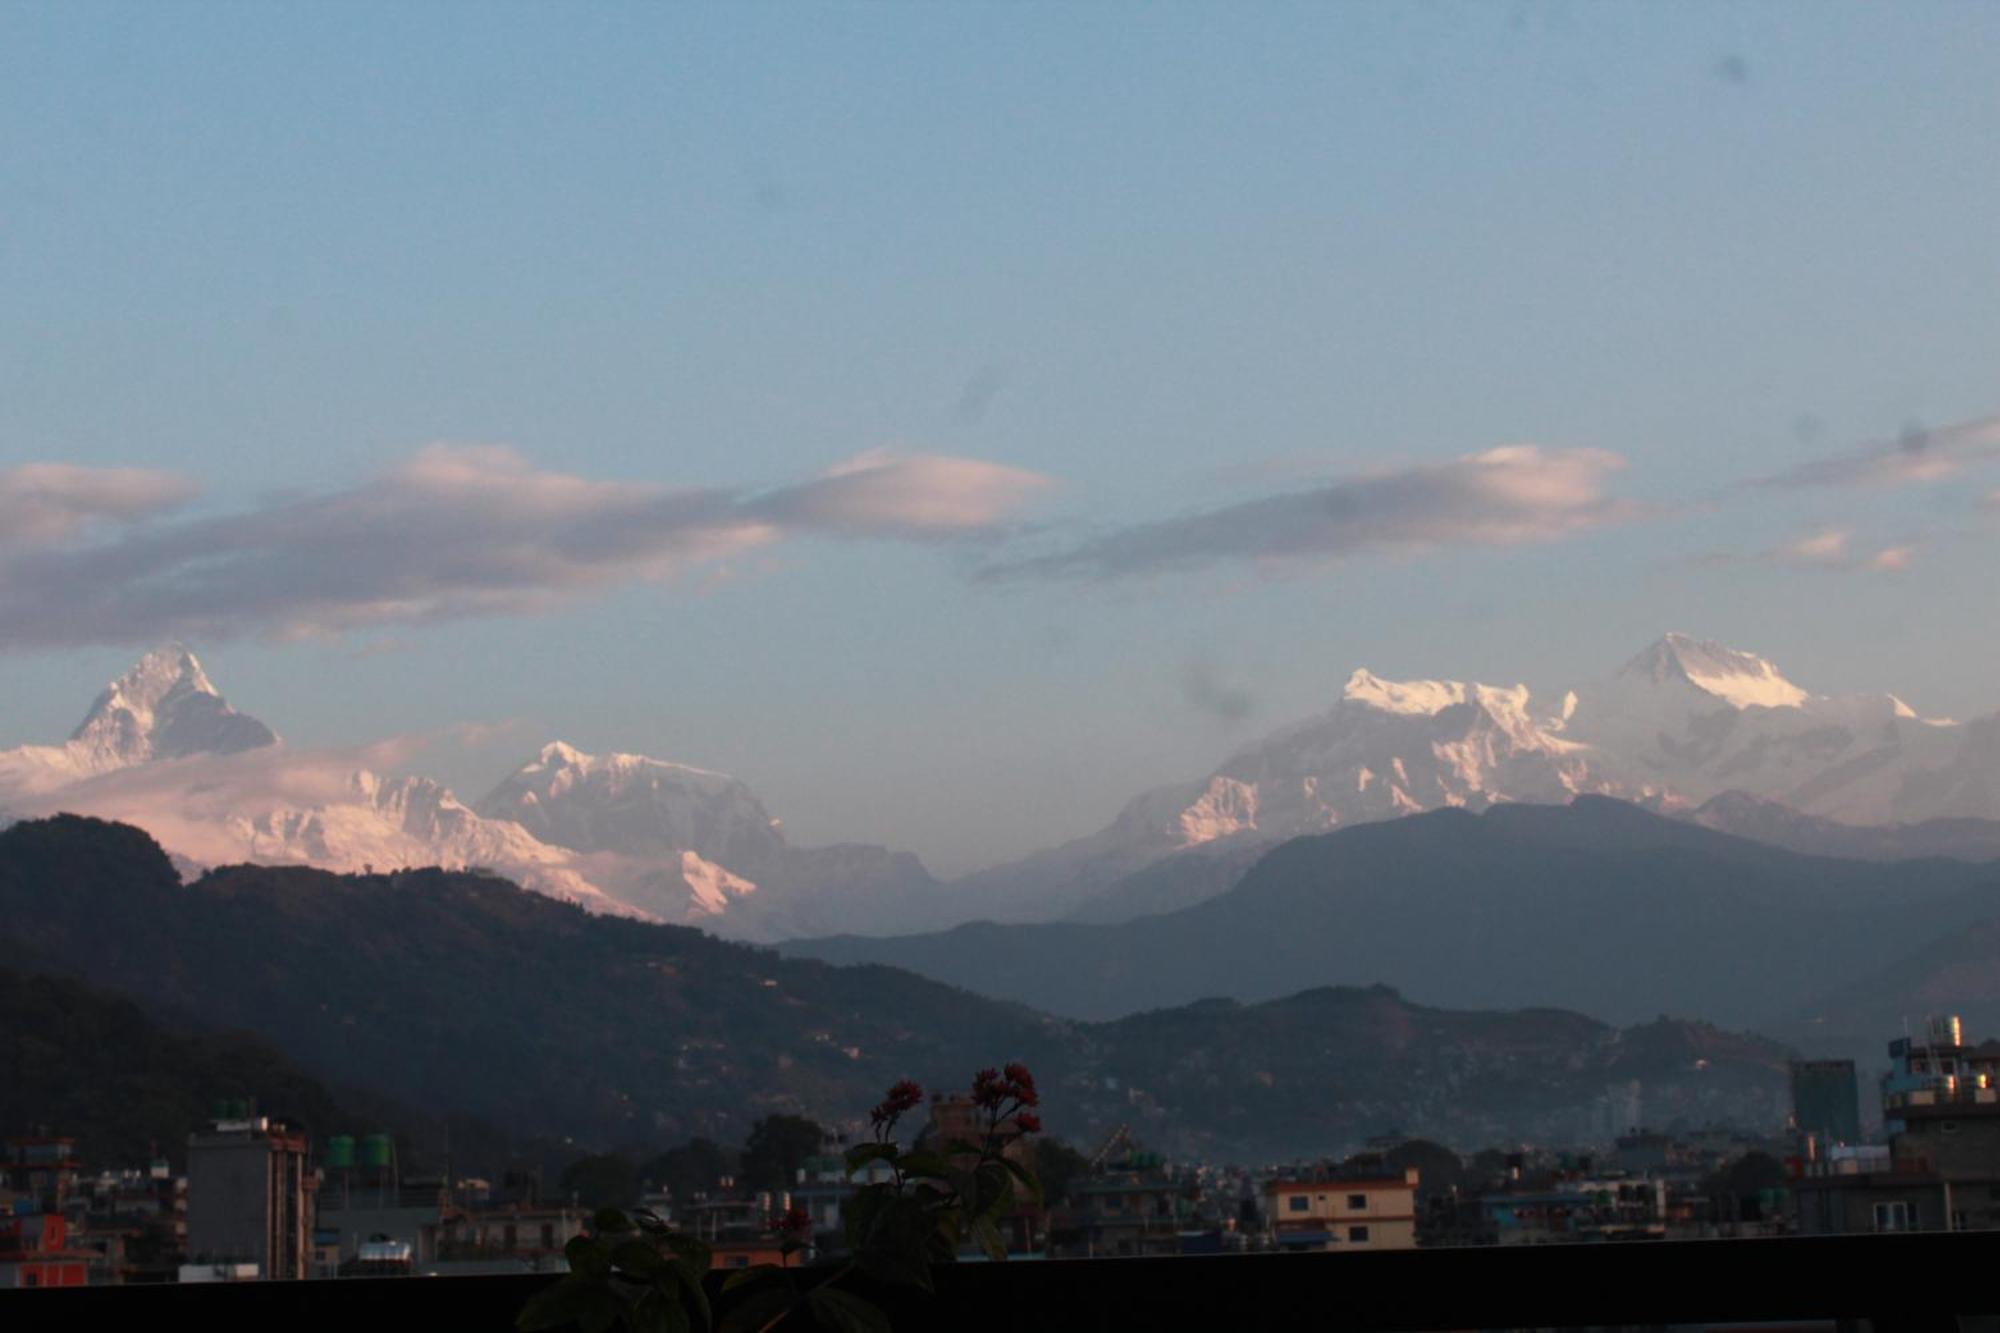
xmin=185 ymin=1114 xmax=316 ymax=1280
xmin=1796 ymin=1016 xmax=2000 ymax=1235
xmin=1264 ymin=1166 xmax=1419 ymax=1252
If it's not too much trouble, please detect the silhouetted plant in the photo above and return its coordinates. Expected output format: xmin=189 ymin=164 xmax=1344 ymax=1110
xmin=517 ymin=1065 xmax=1043 ymax=1333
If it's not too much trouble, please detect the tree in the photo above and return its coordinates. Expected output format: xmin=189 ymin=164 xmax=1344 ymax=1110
xmin=639 ymin=1137 xmax=733 ymax=1202
xmin=1385 ymin=1138 xmax=1467 ymax=1199
xmin=738 ymin=1114 xmax=827 ymax=1193
xmin=558 ymin=1152 xmax=640 ymax=1211
xmin=1034 ymin=1137 xmax=1091 ymax=1208
xmin=1706 ymin=1149 xmax=1788 ymax=1221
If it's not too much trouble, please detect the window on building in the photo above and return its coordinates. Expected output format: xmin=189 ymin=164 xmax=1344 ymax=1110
xmin=1287 ymin=1195 xmax=1309 ymax=1213
xmin=1348 ymin=1225 xmax=1369 ymax=1243
xmin=1347 ymin=1193 xmax=1367 ymax=1210
xmin=1872 ymin=1201 xmax=1910 ymax=1233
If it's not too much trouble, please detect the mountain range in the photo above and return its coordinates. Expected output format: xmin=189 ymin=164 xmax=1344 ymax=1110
xmin=784 ymin=796 xmax=2000 ymax=1032
xmin=0 ymin=814 xmax=1796 ymax=1160
xmin=6 ymin=634 xmax=2000 ymax=939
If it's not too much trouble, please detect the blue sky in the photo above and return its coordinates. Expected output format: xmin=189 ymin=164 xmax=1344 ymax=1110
xmin=3 ymin=2 xmax=1998 ymax=871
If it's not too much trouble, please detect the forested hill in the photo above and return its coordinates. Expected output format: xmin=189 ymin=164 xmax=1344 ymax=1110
xmin=0 ymin=964 xmax=348 ymax=1170
xmin=786 ymin=798 xmax=2000 ymax=1025
xmin=1 ymin=815 xmax=1792 ymax=1160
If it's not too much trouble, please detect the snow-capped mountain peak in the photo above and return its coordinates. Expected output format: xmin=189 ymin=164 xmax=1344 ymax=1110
xmin=477 ymin=741 xmax=785 ymax=865
xmin=1619 ymin=633 xmax=1811 ymax=710
xmin=0 ymin=644 xmax=277 ymax=794
xmin=1341 ymin=668 xmax=1469 ymax=716
xmin=70 ymin=642 xmax=278 ymax=766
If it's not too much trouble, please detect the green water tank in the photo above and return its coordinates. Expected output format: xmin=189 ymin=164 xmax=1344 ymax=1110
xmin=361 ymin=1133 xmax=395 ymax=1168
xmin=325 ymin=1135 xmax=355 ymax=1169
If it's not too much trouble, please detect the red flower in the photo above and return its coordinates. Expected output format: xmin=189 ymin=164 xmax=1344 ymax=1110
xmin=973 ymin=1063 xmax=1039 ymax=1112
xmin=774 ymin=1204 xmax=813 ymax=1236
xmin=971 ymin=1067 xmax=1008 ymax=1110
xmin=1014 ymin=1111 xmax=1042 ymax=1135
xmin=870 ymin=1078 xmax=924 ymax=1130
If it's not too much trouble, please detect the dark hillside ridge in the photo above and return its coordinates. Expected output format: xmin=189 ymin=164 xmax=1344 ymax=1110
xmin=0 ymin=815 xmax=1792 ymax=1159
xmin=785 ymin=798 xmax=2000 ymax=1025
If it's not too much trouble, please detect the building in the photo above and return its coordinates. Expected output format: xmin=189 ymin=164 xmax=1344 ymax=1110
xmin=920 ymin=1096 xmax=1044 ymax=1257
xmin=1795 ymin=1016 xmax=2000 ymax=1235
xmin=1478 ymin=1176 xmax=1670 ymax=1244
xmin=317 ymin=1166 xmax=449 ymax=1270
xmin=1063 ymin=1150 xmax=1188 ymax=1259
xmin=185 ymin=1112 xmax=317 ymax=1280
xmin=427 ymin=1200 xmax=586 ymax=1272
xmin=1 ymin=1137 xmax=92 ymax=1288
xmin=1263 ymin=1166 xmax=1419 ymax=1252
xmin=1791 ymin=1059 xmax=1863 ymax=1148
xmin=791 ymin=1152 xmax=896 ymax=1243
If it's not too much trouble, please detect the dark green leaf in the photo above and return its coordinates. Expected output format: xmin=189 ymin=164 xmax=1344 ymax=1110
xmin=611 ymin=1238 xmax=667 ymax=1278
xmin=628 ymin=1287 xmax=691 ymax=1333
xmin=971 ymin=1215 xmax=1006 ymax=1263
xmin=843 ymin=1143 xmax=899 ymax=1174
xmin=667 ymin=1256 xmax=712 ymax=1333
xmin=890 ymin=1150 xmax=952 ymax=1180
xmin=843 ymin=1186 xmax=889 ymax=1251
xmin=663 ymin=1232 xmax=714 ymax=1274
xmin=564 ymin=1234 xmax=611 ymax=1281
xmin=593 ymin=1207 xmax=636 ymax=1235
xmin=996 ymin=1155 xmax=1042 ymax=1206
xmin=721 ymin=1263 xmax=792 ymax=1295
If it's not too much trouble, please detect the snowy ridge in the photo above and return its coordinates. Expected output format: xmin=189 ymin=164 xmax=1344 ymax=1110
xmin=9 ymin=636 xmax=2000 ymax=939
xmin=0 ymin=645 xmax=276 ymax=795
xmin=962 ymin=635 xmax=2000 ymax=925
xmin=476 ymin=740 xmax=786 ymax=869
xmin=1617 ymin=632 xmax=1811 ymax=710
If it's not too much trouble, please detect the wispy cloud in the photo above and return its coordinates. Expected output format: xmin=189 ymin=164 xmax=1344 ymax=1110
xmin=0 ymin=463 xmax=196 ymax=548
xmin=1180 ymin=653 xmax=1257 ymax=723
xmin=981 ymin=445 xmax=1639 ymax=581
xmin=1749 ymin=414 xmax=2000 ymax=490
xmin=1725 ymin=525 xmax=1918 ymax=574
xmin=1778 ymin=527 xmax=1853 ymax=566
xmin=0 ymin=445 xmax=1051 ymax=650
xmin=747 ymin=449 xmax=1050 ymax=539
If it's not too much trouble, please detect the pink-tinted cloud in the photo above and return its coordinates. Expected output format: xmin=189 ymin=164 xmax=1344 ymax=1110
xmin=1750 ymin=414 xmax=2000 ymax=490
xmin=751 ymin=449 xmax=1053 ymax=538
xmin=982 ymin=445 xmax=1640 ymax=580
xmin=0 ymin=444 xmax=1051 ymax=649
xmin=1754 ymin=526 xmax=1915 ymax=573
xmin=0 ymin=462 xmax=196 ymax=547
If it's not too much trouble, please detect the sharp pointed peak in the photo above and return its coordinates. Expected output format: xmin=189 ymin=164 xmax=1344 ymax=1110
xmin=65 ymin=642 xmax=275 ymax=760
xmin=1619 ymin=633 xmax=1809 ymax=709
